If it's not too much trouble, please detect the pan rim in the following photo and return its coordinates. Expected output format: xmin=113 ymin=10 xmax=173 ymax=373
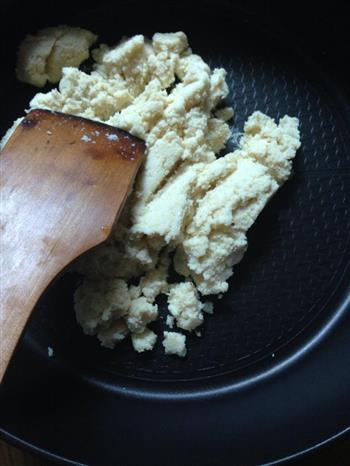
xmin=1 ymin=424 xmax=349 ymax=466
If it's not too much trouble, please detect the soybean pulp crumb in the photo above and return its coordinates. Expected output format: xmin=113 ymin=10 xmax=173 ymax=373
xmin=16 ymin=25 xmax=97 ymax=87
xmin=163 ymin=332 xmax=187 ymax=357
xmin=4 ymin=29 xmax=301 ymax=357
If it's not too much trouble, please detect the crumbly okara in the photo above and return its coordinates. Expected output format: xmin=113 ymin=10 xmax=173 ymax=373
xmin=163 ymin=331 xmax=187 ymax=357
xmin=4 ymin=30 xmax=301 ymax=356
xmin=16 ymin=25 xmax=97 ymax=87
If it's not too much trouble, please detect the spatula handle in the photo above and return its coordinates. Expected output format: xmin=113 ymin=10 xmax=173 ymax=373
xmin=0 ymin=252 xmax=65 ymax=382
xmin=0 ymin=168 xmax=109 ymax=383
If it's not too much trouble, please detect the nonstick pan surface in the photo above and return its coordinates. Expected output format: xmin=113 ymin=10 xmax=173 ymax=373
xmin=0 ymin=1 xmax=349 ymax=465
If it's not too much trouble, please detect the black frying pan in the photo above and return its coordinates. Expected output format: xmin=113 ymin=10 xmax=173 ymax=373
xmin=1 ymin=1 xmax=349 ymax=465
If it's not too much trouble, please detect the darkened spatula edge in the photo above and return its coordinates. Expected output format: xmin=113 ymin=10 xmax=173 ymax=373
xmin=20 ymin=109 xmax=146 ymax=159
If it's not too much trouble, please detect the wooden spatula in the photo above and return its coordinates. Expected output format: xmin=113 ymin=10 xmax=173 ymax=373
xmin=0 ymin=109 xmax=145 ymax=382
